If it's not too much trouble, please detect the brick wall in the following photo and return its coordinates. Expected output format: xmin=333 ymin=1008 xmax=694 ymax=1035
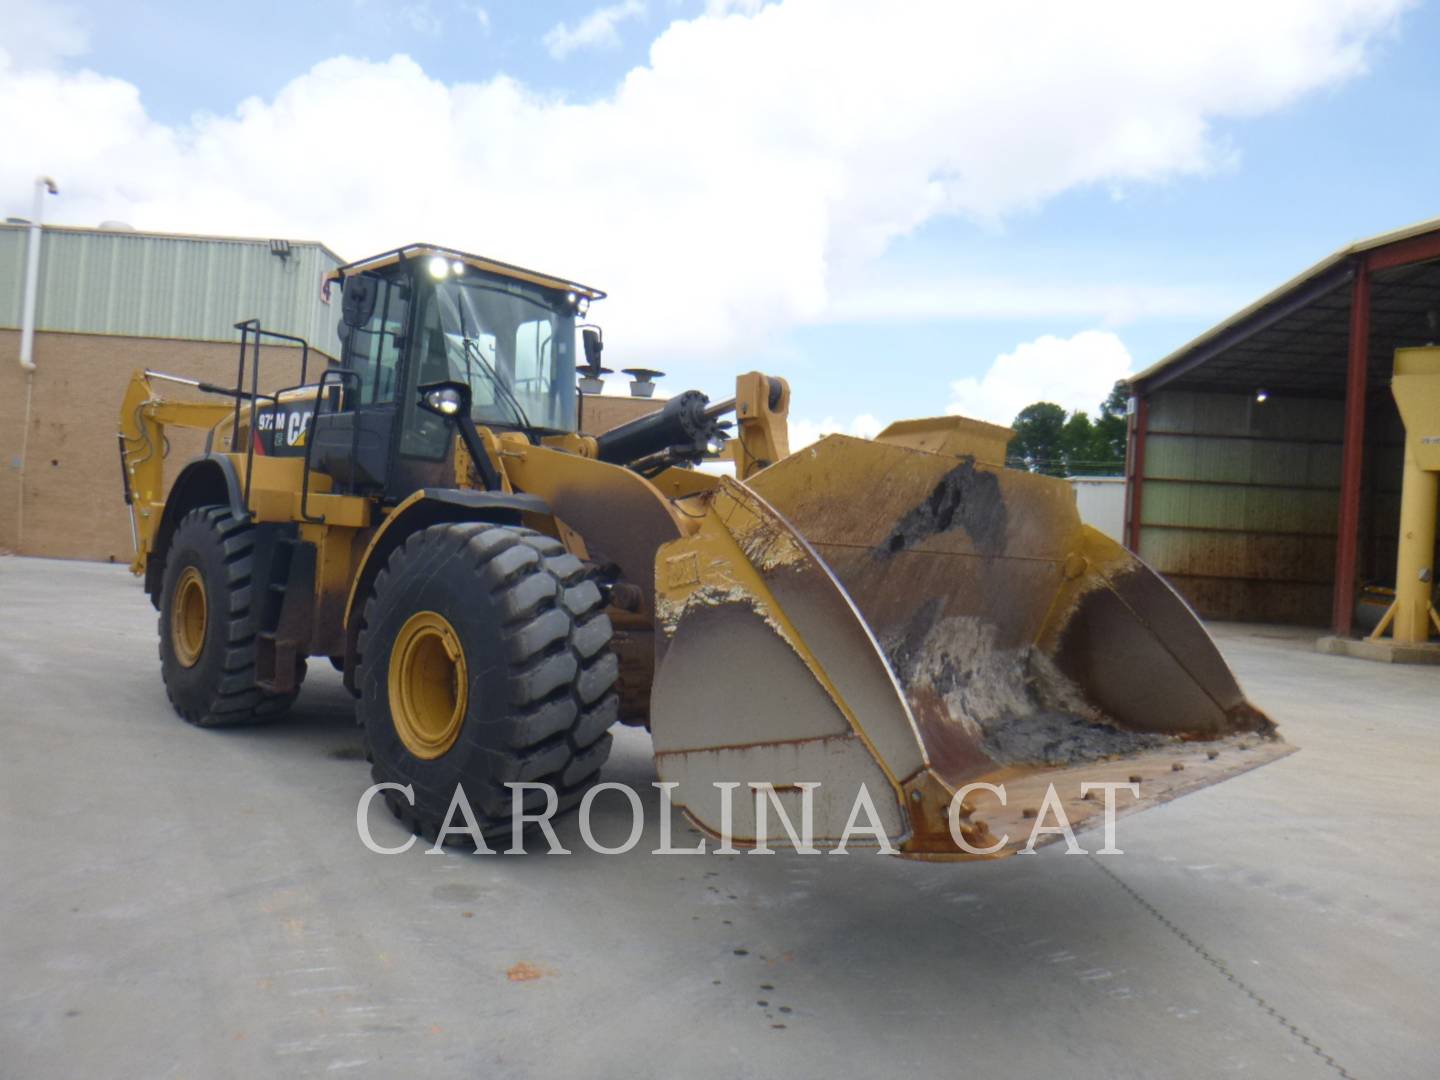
xmin=0 ymin=329 xmax=312 ymax=563
xmin=578 ymin=393 xmax=663 ymax=436
xmin=0 ymin=330 xmax=663 ymax=563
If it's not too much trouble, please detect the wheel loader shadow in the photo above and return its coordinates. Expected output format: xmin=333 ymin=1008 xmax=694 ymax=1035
xmin=246 ymin=665 xmax=1213 ymax=959
xmin=470 ymin=726 xmax=1223 ymax=1020
xmin=244 ymin=667 xmax=682 ymax=855
xmin=533 ymin=764 xmax=1234 ymax=1037
xmin=200 ymin=673 xmax=1302 ymax=1071
xmin=210 ymin=665 xmax=365 ymax=752
xmin=269 ymin=675 xmax=1227 ymax=994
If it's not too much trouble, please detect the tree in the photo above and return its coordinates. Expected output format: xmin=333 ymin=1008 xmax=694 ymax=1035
xmin=1006 ymin=381 xmax=1130 ymax=476
xmin=1060 ymin=410 xmax=1096 ymax=474
xmin=1091 ymin=380 xmax=1129 ymax=467
xmin=1007 ymin=402 xmax=1069 ymax=476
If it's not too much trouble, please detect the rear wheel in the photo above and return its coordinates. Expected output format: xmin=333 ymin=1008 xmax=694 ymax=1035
xmin=159 ymin=507 xmax=301 ymax=726
xmin=357 ymin=522 xmax=619 ymax=842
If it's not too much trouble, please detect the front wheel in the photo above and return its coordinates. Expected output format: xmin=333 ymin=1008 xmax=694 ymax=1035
xmin=356 ymin=523 xmax=619 ymax=842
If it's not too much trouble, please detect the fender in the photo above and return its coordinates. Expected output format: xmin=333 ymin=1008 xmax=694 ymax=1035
xmin=144 ymin=454 xmax=246 ymax=603
xmin=340 ymin=488 xmax=549 ymax=693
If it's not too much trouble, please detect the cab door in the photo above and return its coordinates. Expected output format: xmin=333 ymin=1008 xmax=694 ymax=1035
xmin=385 ymin=279 xmax=462 ymax=498
xmin=309 ymin=272 xmax=410 ymax=493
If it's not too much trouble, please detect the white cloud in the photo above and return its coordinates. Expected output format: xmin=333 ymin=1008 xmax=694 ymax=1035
xmin=704 ymin=0 xmax=768 ymax=15
xmin=0 ymin=0 xmax=1410 ymax=369
xmin=0 ymin=0 xmax=87 ymax=69
xmin=544 ymin=1 xmax=645 ymax=60
xmin=788 ymin=412 xmax=884 ymax=450
xmin=947 ymin=330 xmax=1133 ymax=426
xmin=787 ymin=329 xmax=1132 ymax=439
xmin=827 ymin=275 xmax=1244 ymax=327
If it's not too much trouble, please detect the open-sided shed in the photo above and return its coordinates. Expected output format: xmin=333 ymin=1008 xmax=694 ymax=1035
xmin=1127 ymin=217 xmax=1440 ymax=635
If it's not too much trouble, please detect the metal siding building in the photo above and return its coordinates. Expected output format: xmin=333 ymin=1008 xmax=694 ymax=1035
xmin=1136 ymin=391 xmax=1347 ymax=624
xmin=1 ymin=224 xmax=345 ymax=563
xmin=0 ymin=224 xmax=343 ymax=354
xmin=1127 ymin=217 xmax=1439 ymax=634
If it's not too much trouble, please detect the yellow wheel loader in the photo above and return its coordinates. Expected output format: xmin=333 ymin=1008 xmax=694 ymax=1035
xmin=118 ymin=243 xmax=1290 ymax=857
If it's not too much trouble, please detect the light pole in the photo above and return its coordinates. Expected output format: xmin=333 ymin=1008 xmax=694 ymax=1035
xmin=16 ymin=175 xmax=59 ymax=553
xmin=18 ymin=175 xmax=60 ymax=373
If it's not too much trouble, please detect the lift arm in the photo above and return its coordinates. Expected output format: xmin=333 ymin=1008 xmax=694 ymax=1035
xmin=117 ymin=369 xmax=236 ymax=573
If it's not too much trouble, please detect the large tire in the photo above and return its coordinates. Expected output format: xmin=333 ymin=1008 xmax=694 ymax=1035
xmin=158 ymin=507 xmax=301 ymax=727
xmin=357 ymin=522 xmax=619 ymax=842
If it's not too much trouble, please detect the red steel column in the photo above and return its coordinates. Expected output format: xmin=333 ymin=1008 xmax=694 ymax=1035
xmin=1125 ymin=394 xmax=1149 ymax=553
xmin=1331 ymin=263 xmax=1370 ymax=636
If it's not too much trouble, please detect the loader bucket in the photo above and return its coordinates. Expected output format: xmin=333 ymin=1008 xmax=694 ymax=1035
xmin=650 ymin=425 xmax=1290 ymax=859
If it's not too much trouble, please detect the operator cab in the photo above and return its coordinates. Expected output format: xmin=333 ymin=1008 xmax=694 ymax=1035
xmin=308 ymin=244 xmax=603 ymax=501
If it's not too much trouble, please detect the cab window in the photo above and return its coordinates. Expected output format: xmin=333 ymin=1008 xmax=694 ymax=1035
xmin=513 ymin=318 xmax=554 ymax=398
xmin=342 ymin=276 xmax=409 ymax=406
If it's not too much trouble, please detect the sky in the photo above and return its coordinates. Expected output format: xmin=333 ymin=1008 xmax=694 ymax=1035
xmin=4 ymin=0 xmax=1439 ymax=445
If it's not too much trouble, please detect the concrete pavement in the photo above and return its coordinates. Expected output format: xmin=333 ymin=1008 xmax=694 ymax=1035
xmin=2 ymin=556 xmax=1437 ymax=1079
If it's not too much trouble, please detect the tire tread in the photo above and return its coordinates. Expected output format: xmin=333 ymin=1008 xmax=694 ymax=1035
xmin=358 ymin=522 xmax=619 ymax=841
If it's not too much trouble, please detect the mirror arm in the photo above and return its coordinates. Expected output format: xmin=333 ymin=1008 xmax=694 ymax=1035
xmin=417 ymin=380 xmax=501 ymax=491
xmin=454 ymin=418 xmax=501 ymax=491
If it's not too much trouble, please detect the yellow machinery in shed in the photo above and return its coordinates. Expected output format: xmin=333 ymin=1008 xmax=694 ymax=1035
xmin=118 ymin=243 xmax=1289 ymax=856
xmin=1367 ymin=346 xmax=1440 ymax=648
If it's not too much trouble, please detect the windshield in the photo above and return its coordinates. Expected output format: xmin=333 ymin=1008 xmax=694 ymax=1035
xmin=428 ymin=275 xmax=578 ymax=432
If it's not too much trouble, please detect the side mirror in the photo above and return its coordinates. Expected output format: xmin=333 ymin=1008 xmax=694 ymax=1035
xmin=341 ymin=275 xmax=379 ymax=329
xmin=581 ymin=326 xmax=604 ymax=373
xmin=416 ymin=380 xmax=472 ymax=419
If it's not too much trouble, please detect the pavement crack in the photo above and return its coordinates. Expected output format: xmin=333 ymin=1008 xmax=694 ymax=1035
xmin=1090 ymin=859 xmax=1359 ymax=1080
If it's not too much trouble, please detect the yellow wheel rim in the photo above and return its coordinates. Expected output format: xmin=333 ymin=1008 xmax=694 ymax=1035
xmin=172 ymin=566 xmax=208 ymax=668
xmin=388 ymin=610 xmax=468 ymax=760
